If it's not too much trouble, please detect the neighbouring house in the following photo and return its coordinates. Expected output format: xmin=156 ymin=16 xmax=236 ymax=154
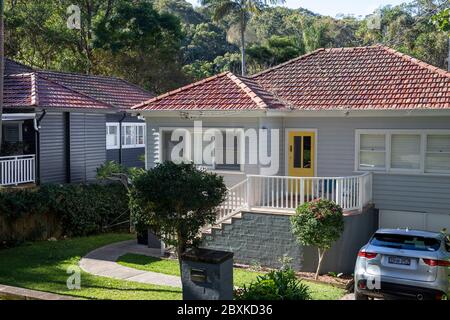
xmin=1 ymin=59 xmax=153 ymax=186
xmin=132 ymin=45 xmax=450 ymax=273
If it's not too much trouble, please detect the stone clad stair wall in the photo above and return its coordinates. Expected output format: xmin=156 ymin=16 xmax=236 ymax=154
xmin=200 ymin=207 xmax=378 ymax=274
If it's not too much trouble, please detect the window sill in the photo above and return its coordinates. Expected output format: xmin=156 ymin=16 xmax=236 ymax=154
xmin=209 ymin=170 xmax=245 ymax=175
xmin=355 ymin=170 xmax=450 ymax=178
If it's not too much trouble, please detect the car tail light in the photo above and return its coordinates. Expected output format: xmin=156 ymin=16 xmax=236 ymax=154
xmin=422 ymin=259 xmax=450 ymax=267
xmin=358 ymin=251 xmax=378 ymax=259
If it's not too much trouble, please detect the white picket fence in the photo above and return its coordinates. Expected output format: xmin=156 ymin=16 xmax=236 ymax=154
xmin=216 ymin=173 xmax=373 ymax=224
xmin=0 ymin=155 xmax=36 ymax=186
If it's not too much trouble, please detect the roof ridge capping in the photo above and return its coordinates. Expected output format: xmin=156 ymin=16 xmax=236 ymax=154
xmin=250 ymin=48 xmax=326 ymax=78
xmin=378 ymin=45 xmax=450 ymax=78
xmin=133 ymin=72 xmax=231 ymax=110
xmin=226 ymin=73 xmax=269 ymax=109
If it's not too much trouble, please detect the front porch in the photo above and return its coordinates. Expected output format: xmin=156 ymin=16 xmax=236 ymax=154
xmin=1 ymin=113 xmax=37 ymax=187
xmin=217 ymin=173 xmax=373 ymax=224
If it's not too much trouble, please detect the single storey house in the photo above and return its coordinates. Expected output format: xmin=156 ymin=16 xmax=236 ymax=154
xmin=1 ymin=59 xmax=153 ymax=186
xmin=132 ymin=45 xmax=450 ymax=272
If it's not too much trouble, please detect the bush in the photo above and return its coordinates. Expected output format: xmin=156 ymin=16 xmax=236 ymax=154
xmin=291 ymin=199 xmax=344 ymax=279
xmin=235 ymin=268 xmax=311 ymax=300
xmin=0 ymin=183 xmax=129 ymax=241
xmin=130 ymin=162 xmax=227 ymax=256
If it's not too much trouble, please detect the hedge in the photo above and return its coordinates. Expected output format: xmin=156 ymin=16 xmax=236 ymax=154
xmin=0 ymin=183 xmax=129 ymax=244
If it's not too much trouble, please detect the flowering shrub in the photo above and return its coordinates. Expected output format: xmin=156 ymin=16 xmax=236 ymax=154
xmin=290 ymin=199 xmax=344 ymax=279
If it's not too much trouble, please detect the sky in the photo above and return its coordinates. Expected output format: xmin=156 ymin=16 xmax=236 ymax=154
xmin=187 ymin=0 xmax=413 ymax=18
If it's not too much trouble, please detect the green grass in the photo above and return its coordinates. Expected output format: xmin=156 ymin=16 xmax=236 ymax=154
xmin=118 ymin=253 xmax=345 ymax=300
xmin=0 ymin=234 xmax=181 ymax=300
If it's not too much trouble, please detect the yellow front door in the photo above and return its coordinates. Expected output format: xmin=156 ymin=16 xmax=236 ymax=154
xmin=288 ymin=131 xmax=315 ymax=177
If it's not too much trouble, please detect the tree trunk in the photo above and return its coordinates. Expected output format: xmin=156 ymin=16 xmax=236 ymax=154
xmin=315 ymin=248 xmax=326 ymax=280
xmin=240 ymin=10 xmax=246 ymax=76
xmin=176 ymin=231 xmax=187 ymax=276
xmin=0 ymin=0 xmax=4 ymax=154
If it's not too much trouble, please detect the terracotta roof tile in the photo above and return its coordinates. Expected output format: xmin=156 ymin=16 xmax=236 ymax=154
xmin=252 ymin=45 xmax=450 ymax=110
xmin=4 ymin=72 xmax=111 ymax=109
xmin=135 ymin=45 xmax=450 ymax=112
xmin=133 ymin=72 xmax=285 ymax=111
xmin=38 ymin=70 xmax=153 ymax=109
xmin=4 ymin=59 xmax=153 ymax=110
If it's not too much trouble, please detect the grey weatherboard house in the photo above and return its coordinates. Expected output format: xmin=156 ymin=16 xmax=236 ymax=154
xmin=132 ymin=46 xmax=450 ymax=273
xmin=1 ymin=59 xmax=153 ymax=186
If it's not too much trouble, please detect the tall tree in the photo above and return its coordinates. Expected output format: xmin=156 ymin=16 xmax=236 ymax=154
xmin=0 ymin=0 xmax=4 ymax=154
xmin=432 ymin=7 xmax=450 ymax=70
xmin=201 ymin=0 xmax=285 ymax=76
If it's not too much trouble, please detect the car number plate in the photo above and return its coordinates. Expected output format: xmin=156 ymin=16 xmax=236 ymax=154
xmin=388 ymin=256 xmax=411 ymax=265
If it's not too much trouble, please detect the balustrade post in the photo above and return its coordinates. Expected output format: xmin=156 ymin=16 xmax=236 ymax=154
xmin=300 ymin=178 xmax=305 ymax=205
xmin=246 ymin=176 xmax=253 ymax=209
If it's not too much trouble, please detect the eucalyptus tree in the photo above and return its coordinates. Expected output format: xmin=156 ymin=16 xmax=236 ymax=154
xmin=201 ymin=0 xmax=285 ymax=76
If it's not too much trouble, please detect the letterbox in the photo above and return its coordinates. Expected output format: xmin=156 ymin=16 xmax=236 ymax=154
xmin=181 ymin=248 xmax=234 ymax=300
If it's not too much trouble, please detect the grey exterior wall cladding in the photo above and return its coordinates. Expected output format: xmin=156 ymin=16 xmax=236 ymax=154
xmin=38 ymin=112 xmax=145 ymax=184
xmin=146 ymin=116 xmax=450 ymax=216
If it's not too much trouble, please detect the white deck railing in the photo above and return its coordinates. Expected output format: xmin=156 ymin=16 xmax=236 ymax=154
xmin=216 ymin=179 xmax=248 ymax=224
xmin=0 ymin=155 xmax=36 ymax=186
xmin=247 ymin=173 xmax=372 ymax=212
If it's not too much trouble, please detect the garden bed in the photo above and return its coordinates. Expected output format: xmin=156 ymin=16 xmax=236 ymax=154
xmin=117 ymin=253 xmax=346 ymax=300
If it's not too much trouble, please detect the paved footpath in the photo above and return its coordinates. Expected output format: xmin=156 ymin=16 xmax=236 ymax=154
xmin=79 ymin=240 xmax=182 ymax=288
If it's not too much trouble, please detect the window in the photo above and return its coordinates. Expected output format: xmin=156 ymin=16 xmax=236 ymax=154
xmin=106 ymin=122 xmax=145 ymax=150
xmin=426 ymin=135 xmax=450 ymax=172
xmin=160 ymin=128 xmax=242 ymax=172
xmin=356 ymin=130 xmax=450 ymax=174
xmin=391 ymin=134 xmax=421 ymax=170
xmin=122 ymin=123 xmax=145 ymax=148
xmin=359 ymin=134 xmax=386 ymax=170
xmin=215 ymin=133 xmax=240 ymax=171
xmin=2 ymin=122 xmax=23 ymax=143
xmin=106 ymin=123 xmax=119 ymax=149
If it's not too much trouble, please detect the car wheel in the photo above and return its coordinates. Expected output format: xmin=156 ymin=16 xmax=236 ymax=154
xmin=354 ymin=288 xmax=368 ymax=300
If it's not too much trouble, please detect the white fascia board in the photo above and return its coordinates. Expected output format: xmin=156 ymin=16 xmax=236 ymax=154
xmin=131 ymin=109 xmax=267 ymax=118
xmin=2 ymin=113 xmax=36 ymax=121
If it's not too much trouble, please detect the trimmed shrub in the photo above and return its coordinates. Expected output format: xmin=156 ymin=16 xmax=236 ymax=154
xmin=235 ymin=268 xmax=311 ymax=300
xmin=290 ymin=199 xmax=344 ymax=279
xmin=0 ymin=183 xmax=129 ymax=243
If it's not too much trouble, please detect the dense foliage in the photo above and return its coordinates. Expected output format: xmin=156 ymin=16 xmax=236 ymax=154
xmin=0 ymin=183 xmax=129 ymax=237
xmin=129 ymin=162 xmax=227 ymax=256
xmin=5 ymin=0 xmax=449 ymax=92
xmin=290 ymin=199 xmax=344 ymax=279
xmin=235 ymin=268 xmax=311 ymax=300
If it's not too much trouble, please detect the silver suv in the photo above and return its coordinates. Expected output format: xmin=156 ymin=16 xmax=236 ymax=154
xmin=354 ymin=228 xmax=450 ymax=300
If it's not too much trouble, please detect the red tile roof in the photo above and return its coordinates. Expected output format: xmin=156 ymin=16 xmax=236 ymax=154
xmin=4 ymin=73 xmax=111 ymax=109
xmin=253 ymin=46 xmax=450 ymax=110
xmin=4 ymin=59 xmax=153 ymax=110
xmin=134 ymin=45 xmax=450 ymax=111
xmin=133 ymin=72 xmax=284 ymax=111
xmin=38 ymin=70 xmax=152 ymax=109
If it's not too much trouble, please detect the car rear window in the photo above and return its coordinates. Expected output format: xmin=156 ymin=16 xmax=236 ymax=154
xmin=370 ymin=233 xmax=441 ymax=252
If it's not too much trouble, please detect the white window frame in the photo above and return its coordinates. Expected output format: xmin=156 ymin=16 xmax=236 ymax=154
xmin=106 ymin=122 xmax=145 ymax=150
xmin=158 ymin=127 xmax=245 ymax=173
xmin=121 ymin=123 xmax=146 ymax=149
xmin=355 ymin=129 xmax=450 ymax=175
xmin=106 ymin=122 xmax=120 ymax=150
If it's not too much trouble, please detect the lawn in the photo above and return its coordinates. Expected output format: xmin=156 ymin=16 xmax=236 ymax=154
xmin=118 ymin=253 xmax=346 ymax=300
xmin=0 ymin=233 xmax=182 ymax=300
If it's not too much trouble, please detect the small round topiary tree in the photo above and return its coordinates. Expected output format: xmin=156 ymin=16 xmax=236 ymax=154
xmin=290 ymin=199 xmax=344 ymax=280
